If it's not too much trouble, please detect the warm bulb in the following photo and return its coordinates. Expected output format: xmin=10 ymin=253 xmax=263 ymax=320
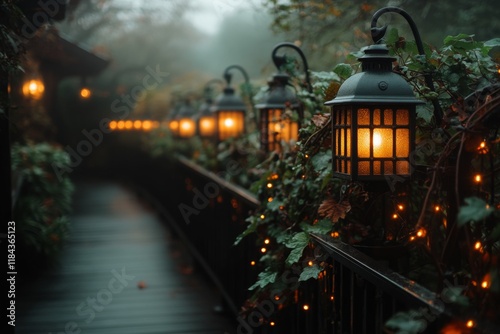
xmin=303 ymin=305 xmax=309 ymax=311
xmin=373 ymin=133 xmax=382 ymax=147
xmin=224 ymin=118 xmax=235 ymax=127
xmin=264 ymin=238 xmax=270 ymax=245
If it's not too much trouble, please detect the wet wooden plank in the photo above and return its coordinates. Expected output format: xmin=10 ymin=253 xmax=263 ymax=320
xmin=17 ymin=180 xmax=235 ymax=334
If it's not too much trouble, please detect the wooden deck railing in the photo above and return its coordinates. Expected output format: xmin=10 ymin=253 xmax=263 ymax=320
xmin=138 ymin=155 xmax=498 ymax=334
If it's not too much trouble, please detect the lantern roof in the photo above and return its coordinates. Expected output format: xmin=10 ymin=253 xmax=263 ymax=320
xmin=177 ymin=100 xmax=197 ymax=118
xmin=211 ymin=87 xmax=247 ymax=112
xmin=255 ymin=73 xmax=300 ymax=109
xmin=325 ymin=44 xmax=424 ymax=106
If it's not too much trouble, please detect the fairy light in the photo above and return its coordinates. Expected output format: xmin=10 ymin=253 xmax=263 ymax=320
xmin=261 ymin=247 xmax=267 ymax=253
xmin=305 ymin=154 xmax=309 ymax=159
xmin=474 ymin=241 xmax=482 ymax=251
xmin=410 ymin=236 xmax=416 ymax=242
xmin=481 ymin=280 xmax=489 ymax=289
xmin=392 ymin=213 xmax=398 ymax=220
xmin=279 ymin=205 xmax=285 ymax=210
xmin=434 ymin=205 xmax=441 ymax=212
xmin=260 ymin=214 xmax=265 ymax=220
xmin=308 ymin=261 xmax=314 ymax=266
xmin=474 ymin=174 xmax=482 ymax=183
xmin=267 ymin=183 xmax=273 ymax=188
xmin=270 ymin=321 xmax=276 ymax=327
xmin=466 ymin=319 xmax=475 ymax=328
xmin=250 ymin=261 xmax=256 ymax=266
xmin=330 ymin=231 xmax=339 ymax=238
xmin=416 ymin=228 xmax=426 ymax=238
xmin=109 ymin=121 xmax=117 ymax=130
xmin=397 ymin=204 xmax=404 ymax=211
xmin=268 ymin=197 xmax=273 ymax=203
xmin=330 ymin=295 xmax=334 ymax=301
xmin=303 ymin=304 xmax=309 ymax=311
xmin=264 ymin=238 xmax=270 ymax=245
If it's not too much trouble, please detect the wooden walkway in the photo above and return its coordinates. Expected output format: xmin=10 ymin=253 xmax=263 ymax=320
xmin=16 ymin=180 xmax=235 ymax=334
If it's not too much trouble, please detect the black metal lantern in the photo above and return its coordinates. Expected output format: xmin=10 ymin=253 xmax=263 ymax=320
xmin=176 ymin=100 xmax=197 ymax=138
xmin=196 ymin=79 xmax=223 ymax=139
xmin=211 ymin=65 xmax=251 ymax=141
xmin=256 ymin=43 xmax=311 ymax=152
xmin=325 ymin=44 xmax=423 ymax=182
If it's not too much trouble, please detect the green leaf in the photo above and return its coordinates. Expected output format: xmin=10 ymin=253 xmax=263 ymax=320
xmin=457 ymin=197 xmax=494 ymax=226
xmin=333 ymin=63 xmax=353 ymax=81
xmin=249 ymin=268 xmax=278 ymax=290
xmin=299 ymin=264 xmax=322 ymax=281
xmin=300 ymin=219 xmax=333 ymax=235
xmin=285 ymin=232 xmax=309 ymax=265
xmin=385 ymin=311 xmax=428 ymax=334
xmin=484 ymin=38 xmax=500 ymax=48
xmin=385 ymin=27 xmax=400 ymax=46
xmin=311 ymin=151 xmax=331 ymax=173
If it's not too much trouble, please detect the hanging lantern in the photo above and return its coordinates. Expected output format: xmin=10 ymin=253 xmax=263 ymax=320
xmin=176 ymin=101 xmax=197 ymax=138
xmin=197 ymin=100 xmax=216 ymax=138
xmin=22 ymin=79 xmax=44 ymax=100
xmin=325 ymin=44 xmax=423 ymax=182
xmin=256 ymin=73 xmax=301 ymax=152
xmin=211 ymin=86 xmax=246 ymax=141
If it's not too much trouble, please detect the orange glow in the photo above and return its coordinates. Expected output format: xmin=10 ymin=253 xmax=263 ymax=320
xmin=179 ymin=119 xmax=196 ymax=138
xmin=199 ymin=117 xmax=215 ymax=136
xmin=261 ymin=247 xmax=267 ymax=253
xmin=117 ymin=120 xmax=125 ymax=130
xmin=22 ymin=79 xmax=45 ymax=99
xmin=330 ymin=232 xmax=340 ymax=238
xmin=474 ymin=174 xmax=482 ymax=183
xmin=303 ymin=304 xmax=309 ymax=311
xmin=397 ymin=204 xmax=404 ymax=211
xmin=267 ymin=197 xmax=273 ymax=202
xmin=142 ymin=120 xmax=152 ymax=131
xmin=250 ymin=261 xmax=256 ymax=266
xmin=270 ymin=321 xmax=275 ymax=327
xmin=392 ymin=213 xmax=399 ymax=220
xmin=466 ymin=320 xmax=475 ymax=328
xmin=109 ymin=121 xmax=117 ymax=130
xmin=416 ymin=228 xmax=426 ymax=238
xmin=330 ymin=295 xmax=334 ymax=301
xmin=133 ymin=120 xmax=142 ymax=129
xmin=169 ymin=120 xmax=179 ymax=132
xmin=264 ymin=238 xmax=270 ymax=245
xmin=274 ymin=295 xmax=280 ymax=301
xmin=434 ymin=205 xmax=441 ymax=212
xmin=481 ymin=280 xmax=489 ymax=289
xmin=474 ymin=241 xmax=482 ymax=251
xmin=308 ymin=261 xmax=314 ymax=266
xmin=125 ymin=120 xmax=133 ymax=129
xmin=80 ymin=87 xmax=91 ymax=99
xmin=267 ymin=183 xmax=273 ymax=188
xmin=260 ymin=214 xmax=265 ymax=220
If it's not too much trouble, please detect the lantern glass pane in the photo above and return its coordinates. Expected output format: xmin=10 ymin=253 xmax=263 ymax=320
xmin=395 ymin=129 xmax=410 ymax=157
xmin=218 ymin=110 xmax=244 ymax=140
xmin=359 ymin=161 xmax=370 ymax=175
xmin=266 ymin=108 xmax=299 ymax=151
xmin=346 ymin=109 xmax=351 ymax=125
xmin=396 ymin=161 xmax=410 ymax=174
xmin=373 ymin=128 xmax=393 ymax=158
xmin=373 ymin=108 xmax=381 ymax=126
xmin=358 ymin=128 xmax=371 ymax=158
xmin=383 ymin=161 xmax=392 ymax=174
xmin=199 ymin=116 xmax=215 ymax=136
xmin=384 ymin=109 xmax=393 ymax=125
xmin=346 ymin=128 xmax=351 ymax=159
xmin=358 ymin=108 xmax=370 ymax=125
xmin=396 ymin=109 xmax=409 ymax=125
xmin=179 ymin=119 xmax=196 ymax=138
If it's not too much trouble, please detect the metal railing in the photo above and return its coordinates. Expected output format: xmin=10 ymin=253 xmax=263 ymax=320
xmin=138 ymin=155 xmax=498 ymax=333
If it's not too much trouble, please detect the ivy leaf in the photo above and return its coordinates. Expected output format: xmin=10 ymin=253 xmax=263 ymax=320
xmin=333 ymin=63 xmax=353 ymax=81
xmin=484 ymin=38 xmax=500 ymax=48
xmin=385 ymin=311 xmax=428 ymax=334
xmin=234 ymin=217 xmax=259 ymax=245
xmin=457 ymin=197 xmax=494 ymax=226
xmin=249 ymin=268 xmax=278 ymax=290
xmin=311 ymin=151 xmax=331 ymax=173
xmin=318 ymin=198 xmax=351 ymax=223
xmin=301 ymin=219 xmax=333 ymax=235
xmin=299 ymin=264 xmax=322 ymax=281
xmin=285 ymin=232 xmax=309 ymax=265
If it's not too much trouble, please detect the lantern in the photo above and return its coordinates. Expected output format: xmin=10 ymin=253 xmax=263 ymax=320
xmin=197 ymin=100 xmax=216 ymax=138
xmin=22 ymin=79 xmax=44 ymax=100
xmin=325 ymin=44 xmax=423 ymax=182
xmin=211 ymin=88 xmax=246 ymax=141
xmin=176 ymin=101 xmax=197 ymax=138
xmin=256 ymin=73 xmax=301 ymax=152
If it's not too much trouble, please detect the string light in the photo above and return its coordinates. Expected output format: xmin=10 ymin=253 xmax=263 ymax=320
xmin=260 ymin=214 xmax=265 ymax=220
xmin=392 ymin=213 xmax=398 ymax=220
xmin=261 ymin=247 xmax=267 ymax=253
xmin=264 ymin=238 xmax=270 ymax=245
xmin=308 ymin=261 xmax=314 ymax=266
xmin=270 ymin=321 xmax=276 ymax=327
xmin=250 ymin=261 xmax=256 ymax=266
xmin=474 ymin=241 xmax=482 ymax=251
xmin=268 ymin=197 xmax=273 ymax=202
xmin=434 ymin=205 xmax=441 ymax=212
xmin=303 ymin=304 xmax=310 ymax=311
xmin=466 ymin=319 xmax=475 ymax=328
xmin=481 ymin=280 xmax=489 ymax=289
xmin=267 ymin=183 xmax=273 ymax=188
xmin=330 ymin=231 xmax=340 ymax=238
xmin=416 ymin=228 xmax=426 ymax=238
xmin=474 ymin=174 xmax=482 ymax=183
xmin=330 ymin=295 xmax=334 ymax=301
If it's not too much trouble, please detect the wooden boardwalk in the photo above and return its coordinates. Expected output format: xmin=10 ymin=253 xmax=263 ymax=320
xmin=16 ymin=180 xmax=235 ymax=334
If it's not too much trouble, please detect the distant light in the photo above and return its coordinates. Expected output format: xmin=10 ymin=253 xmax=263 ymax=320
xmin=80 ymin=87 xmax=91 ymax=99
xmin=134 ymin=120 xmax=142 ymax=129
xmin=109 ymin=121 xmax=117 ymax=130
xmin=143 ymin=120 xmax=152 ymax=131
